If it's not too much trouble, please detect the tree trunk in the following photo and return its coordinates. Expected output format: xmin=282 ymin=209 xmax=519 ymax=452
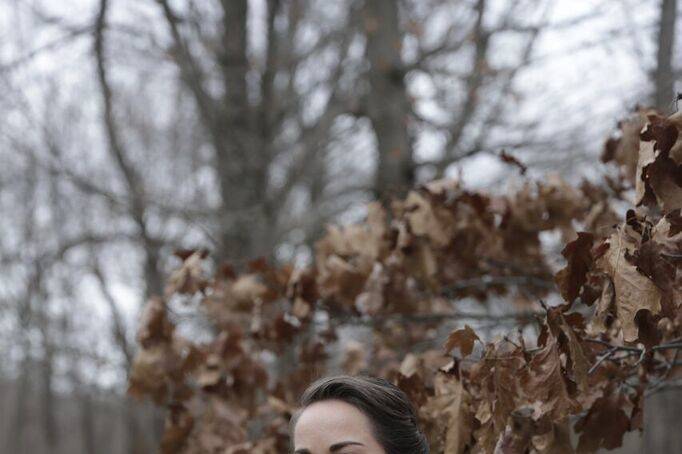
xmin=653 ymin=0 xmax=677 ymax=113
xmin=644 ymin=2 xmax=680 ymax=452
xmin=643 ymin=387 xmax=682 ymax=451
xmin=33 ymin=266 xmax=59 ymax=450
xmin=363 ymin=0 xmax=414 ymax=202
xmin=78 ymin=389 xmax=97 ymax=454
xmin=214 ymin=0 xmax=272 ymax=263
xmin=8 ymin=356 xmax=29 ymax=454
xmin=39 ymin=335 xmax=57 ymax=448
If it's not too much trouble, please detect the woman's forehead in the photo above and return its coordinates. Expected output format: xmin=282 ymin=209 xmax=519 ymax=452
xmin=293 ymin=399 xmax=373 ymax=440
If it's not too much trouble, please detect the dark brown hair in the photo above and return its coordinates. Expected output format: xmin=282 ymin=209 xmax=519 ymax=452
xmin=289 ymin=375 xmax=429 ymax=454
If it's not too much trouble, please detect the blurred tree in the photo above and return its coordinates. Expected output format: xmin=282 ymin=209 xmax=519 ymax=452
xmin=155 ymin=0 xmax=363 ymax=262
xmin=363 ymin=0 xmax=415 ymax=200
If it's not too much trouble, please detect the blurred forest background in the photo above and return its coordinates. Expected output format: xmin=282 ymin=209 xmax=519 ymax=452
xmin=0 ymin=0 xmax=679 ymax=453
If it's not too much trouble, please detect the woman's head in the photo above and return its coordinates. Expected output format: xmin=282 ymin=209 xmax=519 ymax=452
xmin=290 ymin=375 xmax=429 ymax=454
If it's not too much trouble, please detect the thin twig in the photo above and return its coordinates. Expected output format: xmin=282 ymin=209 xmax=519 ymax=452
xmin=589 ymin=347 xmax=617 ymax=374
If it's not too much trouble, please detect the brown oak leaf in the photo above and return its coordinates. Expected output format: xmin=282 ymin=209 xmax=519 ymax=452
xmin=444 ymin=325 xmax=480 ymax=357
xmin=555 ymin=232 xmax=594 ymax=303
xmin=595 ymin=226 xmax=662 ymax=342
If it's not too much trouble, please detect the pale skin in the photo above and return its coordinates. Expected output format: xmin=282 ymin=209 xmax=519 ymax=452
xmin=293 ymin=399 xmax=387 ymax=454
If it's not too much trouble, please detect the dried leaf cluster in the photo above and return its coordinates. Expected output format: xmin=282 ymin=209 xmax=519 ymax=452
xmin=129 ymin=110 xmax=682 ymax=453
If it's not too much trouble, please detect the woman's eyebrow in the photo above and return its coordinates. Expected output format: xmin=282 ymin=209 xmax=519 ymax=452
xmin=329 ymin=441 xmax=365 ymax=451
xmin=293 ymin=440 xmax=365 ymax=453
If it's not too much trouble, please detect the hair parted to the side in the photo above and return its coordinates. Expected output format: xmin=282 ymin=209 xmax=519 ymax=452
xmin=289 ymin=375 xmax=429 ymax=454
